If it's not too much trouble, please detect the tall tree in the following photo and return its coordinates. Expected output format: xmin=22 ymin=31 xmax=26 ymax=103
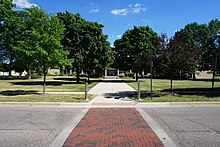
xmin=0 ymin=0 xmax=17 ymax=76
xmin=80 ymin=21 xmax=114 ymax=82
xmin=57 ymin=12 xmax=114 ymax=83
xmin=207 ymin=19 xmax=220 ymax=88
xmin=154 ymin=34 xmax=199 ymax=92
xmin=174 ymin=22 xmax=210 ymax=77
xmin=113 ymin=26 xmax=160 ymax=81
xmin=17 ymin=7 xmax=70 ymax=93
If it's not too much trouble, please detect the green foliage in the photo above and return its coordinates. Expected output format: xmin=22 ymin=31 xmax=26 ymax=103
xmin=125 ymin=72 xmax=134 ymax=77
xmin=174 ymin=19 xmax=220 ymax=71
xmin=0 ymin=0 xmax=19 ymax=75
xmin=113 ymin=26 xmax=160 ymax=74
xmin=57 ymin=11 xmax=114 ymax=82
xmin=154 ymin=34 xmax=199 ymax=78
xmin=118 ymin=73 xmax=125 ymax=77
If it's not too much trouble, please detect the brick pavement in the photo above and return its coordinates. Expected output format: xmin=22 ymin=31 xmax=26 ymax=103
xmin=62 ymin=108 xmax=164 ymax=147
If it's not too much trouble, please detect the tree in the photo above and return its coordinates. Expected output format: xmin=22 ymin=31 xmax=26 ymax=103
xmin=57 ymin=11 xmax=114 ymax=83
xmin=207 ymin=19 xmax=220 ymax=89
xmin=0 ymin=0 xmax=17 ymax=76
xmin=174 ymin=22 xmax=210 ymax=78
xmin=79 ymin=21 xmax=114 ymax=82
xmin=17 ymin=7 xmax=70 ymax=93
xmin=154 ymin=34 xmax=199 ymax=92
xmin=113 ymin=26 xmax=160 ymax=81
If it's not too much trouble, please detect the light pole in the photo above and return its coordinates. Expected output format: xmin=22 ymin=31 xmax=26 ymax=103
xmin=150 ymin=48 xmax=153 ymax=99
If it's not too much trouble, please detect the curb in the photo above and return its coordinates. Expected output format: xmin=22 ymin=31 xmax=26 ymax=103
xmin=137 ymin=108 xmax=177 ymax=147
xmin=0 ymin=102 xmax=220 ymax=107
xmin=0 ymin=102 xmax=90 ymax=107
xmin=49 ymin=108 xmax=89 ymax=147
xmin=135 ymin=102 xmax=220 ymax=107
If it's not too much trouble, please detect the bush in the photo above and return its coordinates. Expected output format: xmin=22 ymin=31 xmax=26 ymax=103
xmin=72 ymin=72 xmax=76 ymax=76
xmin=118 ymin=73 xmax=125 ymax=77
xmin=80 ymin=73 xmax=88 ymax=77
xmin=125 ymin=72 xmax=134 ymax=77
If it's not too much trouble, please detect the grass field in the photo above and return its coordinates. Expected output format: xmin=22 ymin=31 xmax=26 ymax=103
xmin=0 ymin=76 xmax=101 ymax=92
xmin=0 ymin=94 xmax=94 ymax=102
xmin=124 ymin=78 xmax=220 ymax=92
xmin=123 ymin=77 xmax=220 ymax=102
xmin=0 ymin=76 xmax=99 ymax=102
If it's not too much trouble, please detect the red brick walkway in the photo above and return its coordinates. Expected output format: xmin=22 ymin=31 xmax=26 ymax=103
xmin=62 ymin=108 xmax=164 ymax=147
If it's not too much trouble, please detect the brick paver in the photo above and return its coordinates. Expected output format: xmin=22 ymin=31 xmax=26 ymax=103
xmin=62 ymin=108 xmax=164 ymax=147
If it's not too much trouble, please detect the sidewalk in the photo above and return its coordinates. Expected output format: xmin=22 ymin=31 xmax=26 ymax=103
xmin=88 ymin=79 xmax=136 ymax=107
xmin=62 ymin=108 xmax=164 ymax=147
xmin=61 ymin=79 xmax=168 ymax=147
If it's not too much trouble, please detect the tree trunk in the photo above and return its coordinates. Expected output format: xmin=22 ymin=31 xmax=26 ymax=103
xmin=8 ymin=55 xmax=13 ymax=76
xmin=135 ymin=71 xmax=138 ymax=82
xmin=43 ymin=66 xmax=46 ymax=94
xmin=76 ymin=66 xmax=80 ymax=83
xmin=28 ymin=68 xmax=32 ymax=79
xmin=19 ymin=72 xmax=22 ymax=78
xmin=170 ymin=77 xmax=173 ymax=93
xmin=87 ymin=75 xmax=90 ymax=83
xmin=212 ymin=57 xmax=217 ymax=90
xmin=192 ymin=73 xmax=196 ymax=80
xmin=8 ymin=63 xmax=12 ymax=76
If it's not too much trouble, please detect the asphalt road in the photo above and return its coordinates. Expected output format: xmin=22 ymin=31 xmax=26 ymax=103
xmin=143 ymin=107 xmax=220 ymax=147
xmin=0 ymin=106 xmax=85 ymax=147
xmin=1 ymin=106 xmax=220 ymax=147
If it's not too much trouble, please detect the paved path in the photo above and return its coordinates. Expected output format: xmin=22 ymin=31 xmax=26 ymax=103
xmin=62 ymin=108 xmax=164 ymax=147
xmin=88 ymin=79 xmax=136 ymax=107
xmin=61 ymin=79 xmax=166 ymax=147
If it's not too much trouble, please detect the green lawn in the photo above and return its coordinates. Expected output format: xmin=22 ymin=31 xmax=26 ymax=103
xmin=0 ymin=76 xmax=101 ymax=92
xmin=123 ymin=77 xmax=220 ymax=102
xmin=124 ymin=77 xmax=220 ymax=92
xmin=0 ymin=76 xmax=99 ymax=102
xmin=0 ymin=94 xmax=94 ymax=102
xmin=131 ymin=94 xmax=220 ymax=102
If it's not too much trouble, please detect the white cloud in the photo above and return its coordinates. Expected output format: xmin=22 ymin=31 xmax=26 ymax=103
xmin=130 ymin=3 xmax=146 ymax=13
xmin=111 ymin=9 xmax=128 ymax=16
xmin=13 ymin=0 xmax=38 ymax=8
xmin=89 ymin=2 xmax=99 ymax=13
xmin=117 ymin=35 xmax=122 ymax=39
xmin=111 ymin=3 xmax=146 ymax=16
xmin=110 ymin=44 xmax=115 ymax=48
xmin=141 ymin=18 xmax=151 ymax=23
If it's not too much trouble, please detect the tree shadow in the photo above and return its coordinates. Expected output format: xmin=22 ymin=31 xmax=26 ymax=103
xmin=53 ymin=77 xmax=104 ymax=83
xmin=161 ymin=87 xmax=220 ymax=97
xmin=0 ymin=90 xmax=39 ymax=96
xmin=103 ymin=79 xmax=135 ymax=83
xmin=10 ymin=81 xmax=81 ymax=86
xmin=105 ymin=91 xmax=137 ymax=99
xmin=53 ymin=77 xmax=77 ymax=81
xmin=0 ymin=76 xmax=41 ymax=80
xmin=192 ymin=78 xmax=220 ymax=82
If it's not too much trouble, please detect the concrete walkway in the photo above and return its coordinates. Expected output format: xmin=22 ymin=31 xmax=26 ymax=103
xmin=88 ymin=79 xmax=136 ymax=107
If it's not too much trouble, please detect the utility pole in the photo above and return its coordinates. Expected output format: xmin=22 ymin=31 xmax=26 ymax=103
xmin=150 ymin=48 xmax=153 ymax=99
xmin=212 ymin=57 xmax=217 ymax=89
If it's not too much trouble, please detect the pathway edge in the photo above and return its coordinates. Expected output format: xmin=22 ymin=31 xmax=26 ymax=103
xmin=49 ymin=108 xmax=89 ymax=147
xmin=137 ymin=108 xmax=177 ymax=147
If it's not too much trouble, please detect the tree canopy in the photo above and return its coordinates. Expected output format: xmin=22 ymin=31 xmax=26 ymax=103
xmin=57 ymin=11 xmax=114 ymax=82
xmin=113 ymin=26 xmax=160 ymax=81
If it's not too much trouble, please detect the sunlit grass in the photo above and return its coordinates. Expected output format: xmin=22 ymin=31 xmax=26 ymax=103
xmin=0 ymin=94 xmax=94 ymax=102
xmin=0 ymin=76 xmax=101 ymax=92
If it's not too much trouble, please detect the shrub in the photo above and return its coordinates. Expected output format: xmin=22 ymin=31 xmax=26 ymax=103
xmin=125 ymin=72 xmax=134 ymax=77
xmin=80 ymin=73 xmax=88 ymax=77
xmin=118 ymin=73 xmax=125 ymax=77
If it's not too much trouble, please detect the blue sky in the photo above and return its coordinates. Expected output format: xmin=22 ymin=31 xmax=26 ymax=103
xmin=13 ymin=0 xmax=220 ymax=44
